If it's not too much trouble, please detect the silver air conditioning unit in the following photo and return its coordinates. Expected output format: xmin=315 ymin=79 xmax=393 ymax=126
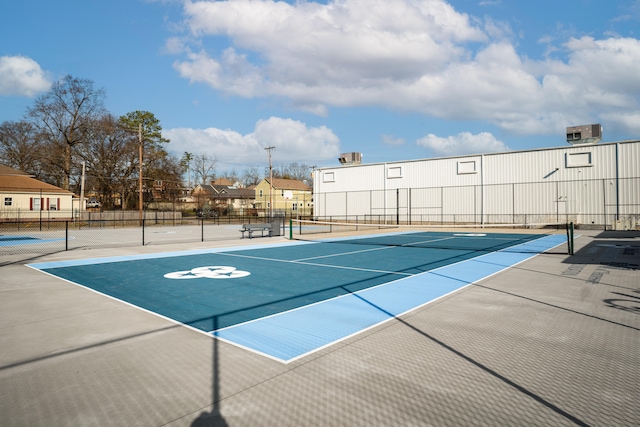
xmin=338 ymin=152 xmax=362 ymax=165
xmin=566 ymin=124 xmax=602 ymax=145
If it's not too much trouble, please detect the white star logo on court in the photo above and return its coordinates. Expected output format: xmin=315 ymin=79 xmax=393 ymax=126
xmin=164 ymin=266 xmax=250 ymax=280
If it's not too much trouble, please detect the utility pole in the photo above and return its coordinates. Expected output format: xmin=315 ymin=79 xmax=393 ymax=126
xmin=120 ymin=123 xmax=144 ymax=225
xmin=265 ymin=146 xmax=275 ymax=218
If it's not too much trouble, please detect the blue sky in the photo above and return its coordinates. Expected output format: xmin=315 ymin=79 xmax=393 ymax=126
xmin=1 ymin=0 xmax=639 ymax=174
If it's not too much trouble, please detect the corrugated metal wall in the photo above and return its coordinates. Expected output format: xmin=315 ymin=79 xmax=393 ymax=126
xmin=314 ymin=140 xmax=640 ymax=227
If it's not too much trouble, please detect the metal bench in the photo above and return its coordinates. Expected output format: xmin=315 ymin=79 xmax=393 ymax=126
xmin=240 ymin=223 xmax=272 ymax=239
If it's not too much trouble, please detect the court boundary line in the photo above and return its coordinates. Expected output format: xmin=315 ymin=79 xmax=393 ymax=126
xmin=26 ymin=231 xmax=570 ymax=364
xmin=212 ymin=234 xmax=559 ymax=335
xmin=212 ymin=234 xmax=569 ymax=363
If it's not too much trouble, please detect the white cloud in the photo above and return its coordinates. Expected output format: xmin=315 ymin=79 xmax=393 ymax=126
xmin=174 ymin=48 xmax=263 ymax=97
xmin=599 ymin=112 xmax=640 ymax=136
xmin=163 ymin=36 xmax=191 ymax=55
xmin=164 ymin=117 xmax=341 ymax=169
xmin=175 ymin=0 xmax=485 ymax=100
xmin=416 ymin=132 xmax=509 ymax=156
xmin=381 ymin=134 xmax=405 ymax=146
xmin=171 ymin=1 xmax=640 ymax=138
xmin=0 ymin=55 xmax=51 ymax=96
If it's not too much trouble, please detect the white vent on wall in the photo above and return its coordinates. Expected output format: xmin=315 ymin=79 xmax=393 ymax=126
xmin=387 ymin=166 xmax=402 ymax=178
xmin=457 ymin=160 xmax=477 ymax=174
xmin=566 ymin=152 xmax=593 ymax=168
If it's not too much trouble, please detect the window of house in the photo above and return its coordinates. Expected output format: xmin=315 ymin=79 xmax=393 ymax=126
xmin=49 ymin=198 xmax=58 ymax=210
xmin=4 ymin=197 xmax=12 ymax=206
xmin=259 ymin=189 xmax=263 ymax=197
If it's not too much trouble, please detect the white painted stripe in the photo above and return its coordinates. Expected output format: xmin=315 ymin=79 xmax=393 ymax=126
xmin=213 ymin=234 xmax=567 ymax=363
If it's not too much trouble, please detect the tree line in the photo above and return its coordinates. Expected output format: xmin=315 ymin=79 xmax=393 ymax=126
xmin=0 ymin=75 xmax=314 ymax=210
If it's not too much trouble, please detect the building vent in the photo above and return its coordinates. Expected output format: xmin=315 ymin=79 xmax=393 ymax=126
xmin=566 ymin=124 xmax=602 ymax=145
xmin=338 ymin=152 xmax=362 ymax=165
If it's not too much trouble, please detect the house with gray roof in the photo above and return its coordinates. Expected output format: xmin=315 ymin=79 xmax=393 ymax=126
xmin=192 ymin=182 xmax=255 ymax=215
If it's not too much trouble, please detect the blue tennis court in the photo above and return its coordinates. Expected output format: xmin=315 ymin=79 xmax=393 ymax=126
xmin=1 ymin=235 xmax=65 ymax=246
xmin=28 ymin=230 xmax=567 ymax=362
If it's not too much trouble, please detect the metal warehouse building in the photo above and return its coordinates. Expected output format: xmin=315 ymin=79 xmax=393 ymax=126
xmin=313 ymin=138 xmax=640 ymax=229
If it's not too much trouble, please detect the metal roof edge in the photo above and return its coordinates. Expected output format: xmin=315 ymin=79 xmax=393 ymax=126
xmin=316 ymin=139 xmax=640 ymax=170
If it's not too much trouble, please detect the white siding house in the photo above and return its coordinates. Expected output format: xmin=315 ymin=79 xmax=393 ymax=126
xmin=313 ymin=140 xmax=640 ymax=228
xmin=0 ymin=165 xmax=75 ymax=221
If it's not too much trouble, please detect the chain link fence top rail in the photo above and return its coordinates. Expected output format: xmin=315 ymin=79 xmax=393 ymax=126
xmin=0 ymin=216 xmax=288 ymax=263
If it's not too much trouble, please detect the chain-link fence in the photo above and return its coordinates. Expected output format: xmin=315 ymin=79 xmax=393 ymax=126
xmin=0 ymin=215 xmax=289 ymax=262
xmin=314 ymin=177 xmax=640 ymax=229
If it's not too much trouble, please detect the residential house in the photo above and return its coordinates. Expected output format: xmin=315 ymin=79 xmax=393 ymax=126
xmin=192 ymin=182 xmax=255 ymax=215
xmin=0 ymin=165 xmax=75 ymax=220
xmin=254 ymin=178 xmax=312 ymax=217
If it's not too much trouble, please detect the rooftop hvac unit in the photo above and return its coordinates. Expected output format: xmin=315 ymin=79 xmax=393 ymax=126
xmin=338 ymin=152 xmax=362 ymax=165
xmin=566 ymin=124 xmax=602 ymax=145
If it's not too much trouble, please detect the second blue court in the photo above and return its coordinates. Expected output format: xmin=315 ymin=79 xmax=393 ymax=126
xmin=29 ymin=231 xmax=568 ymax=362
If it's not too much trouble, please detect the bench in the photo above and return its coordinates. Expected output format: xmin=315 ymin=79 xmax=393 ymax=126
xmin=240 ymin=223 xmax=272 ymax=239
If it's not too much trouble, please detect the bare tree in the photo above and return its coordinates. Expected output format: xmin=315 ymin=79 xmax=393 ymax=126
xmin=0 ymin=120 xmax=46 ymax=177
xmin=28 ymin=75 xmax=106 ymax=190
xmin=270 ymin=163 xmax=313 ymax=186
xmin=284 ymin=162 xmax=313 ymax=185
xmin=241 ymin=166 xmax=262 ymax=187
xmin=224 ymin=169 xmax=240 ymax=185
xmin=192 ymin=154 xmax=216 ymax=185
xmin=181 ymin=152 xmax=193 ymax=188
xmin=77 ymin=114 xmax=139 ymax=208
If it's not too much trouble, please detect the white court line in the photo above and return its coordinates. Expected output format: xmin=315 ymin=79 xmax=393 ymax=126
xmin=218 ymin=251 xmax=414 ymax=276
xmin=294 ymin=244 xmax=394 ymax=261
xmin=294 ymin=236 xmax=456 ymax=262
xmin=212 ymin=233 xmax=569 ymax=363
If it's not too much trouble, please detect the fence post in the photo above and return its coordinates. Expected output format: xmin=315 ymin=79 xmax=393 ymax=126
xmin=396 ymin=188 xmax=400 ymax=225
xmin=142 ymin=218 xmax=145 ymax=246
xmin=566 ymin=222 xmax=575 ymax=255
xmin=201 ymin=217 xmax=204 ymax=242
xmin=65 ymin=221 xmax=69 ymax=251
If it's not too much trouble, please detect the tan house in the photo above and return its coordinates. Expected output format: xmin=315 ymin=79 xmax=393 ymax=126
xmin=254 ymin=178 xmax=312 ymax=217
xmin=0 ymin=165 xmax=75 ymax=220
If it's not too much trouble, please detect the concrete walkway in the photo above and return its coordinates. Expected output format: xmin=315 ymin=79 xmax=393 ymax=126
xmin=0 ymin=230 xmax=638 ymax=426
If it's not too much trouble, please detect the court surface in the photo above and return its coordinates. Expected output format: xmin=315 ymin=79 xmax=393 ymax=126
xmin=0 ymin=235 xmax=65 ymax=246
xmin=28 ymin=230 xmax=567 ymax=363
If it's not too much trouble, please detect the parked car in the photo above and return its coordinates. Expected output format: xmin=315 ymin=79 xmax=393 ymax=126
xmin=196 ymin=209 xmax=218 ymax=218
xmin=86 ymin=199 xmax=101 ymax=208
